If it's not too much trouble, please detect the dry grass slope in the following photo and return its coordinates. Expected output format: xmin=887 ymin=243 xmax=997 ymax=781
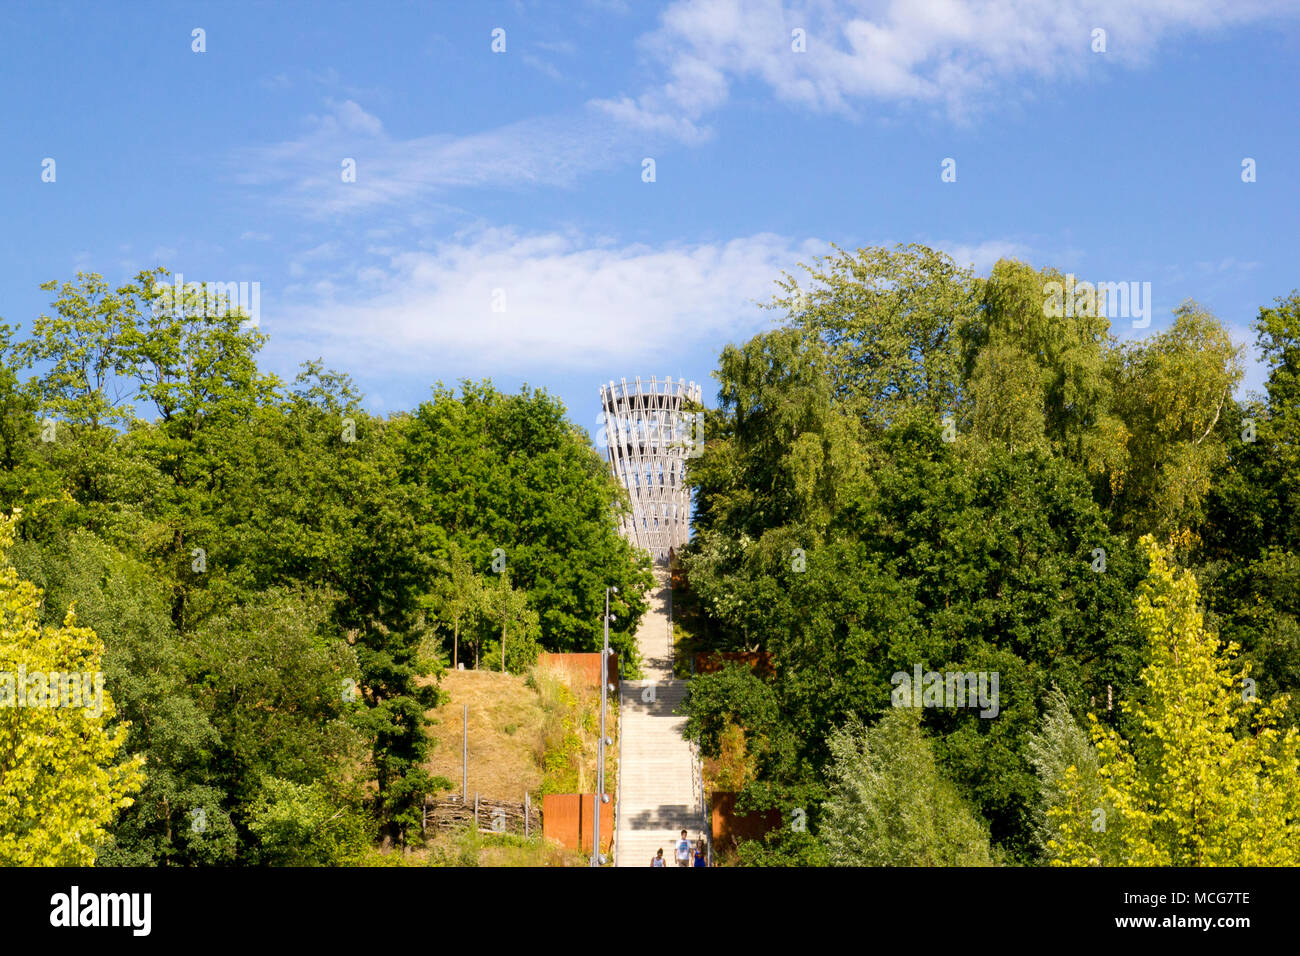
xmin=423 ymin=668 xmax=546 ymax=803
xmin=412 ymin=662 xmax=617 ymax=866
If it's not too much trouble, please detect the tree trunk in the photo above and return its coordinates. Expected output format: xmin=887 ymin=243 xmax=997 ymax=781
xmin=453 ymin=617 xmax=459 ymax=669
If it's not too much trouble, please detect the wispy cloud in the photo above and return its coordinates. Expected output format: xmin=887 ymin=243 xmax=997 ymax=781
xmin=259 ymin=72 xmax=292 ymax=91
xmin=287 ymin=241 xmax=344 ymax=278
xmin=937 ymin=238 xmax=1032 ymax=273
xmin=232 ymin=98 xmax=684 ymax=216
xmin=601 ymin=0 xmax=1299 ymax=122
xmin=536 ymin=39 xmax=578 ymax=55
xmin=234 ymin=3 xmax=1296 ymax=219
xmin=1195 ymin=256 xmax=1261 ymax=276
xmin=522 ymin=53 xmax=566 ymax=81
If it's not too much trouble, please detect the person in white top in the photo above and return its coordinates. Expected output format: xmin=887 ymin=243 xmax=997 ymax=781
xmin=675 ymin=829 xmax=691 ymax=867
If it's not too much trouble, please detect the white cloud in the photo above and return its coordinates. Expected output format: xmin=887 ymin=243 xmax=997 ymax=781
xmin=589 ymin=95 xmax=713 ymax=144
xmin=287 ymin=241 xmax=343 ymax=278
xmin=618 ymin=0 xmax=1299 ymax=120
xmin=536 ymin=39 xmax=578 ymax=55
xmin=233 ymin=98 xmax=679 ymax=215
xmin=937 ymin=238 xmax=1032 ymax=273
xmin=1195 ymin=256 xmax=1261 ymax=275
xmin=232 ymin=2 xmax=1297 ymax=218
xmin=270 ymin=229 xmax=829 ymax=374
xmin=267 ymin=230 xmax=1033 ymax=378
xmin=522 ymin=53 xmax=566 ymax=81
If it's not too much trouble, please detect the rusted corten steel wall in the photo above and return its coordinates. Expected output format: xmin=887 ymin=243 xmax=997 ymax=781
xmin=710 ymin=792 xmax=782 ymax=854
xmin=693 ymin=651 xmax=775 ymax=679
xmin=599 ymin=376 xmax=702 ymax=561
xmin=537 ymin=651 xmax=619 ymax=690
xmin=542 ymin=793 xmax=614 ymax=853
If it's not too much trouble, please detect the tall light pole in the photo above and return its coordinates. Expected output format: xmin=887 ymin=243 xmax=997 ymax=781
xmin=592 ymin=585 xmax=616 ymax=866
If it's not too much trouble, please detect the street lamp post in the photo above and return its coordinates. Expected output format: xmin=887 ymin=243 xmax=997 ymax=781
xmin=592 ymin=585 xmax=616 ymax=866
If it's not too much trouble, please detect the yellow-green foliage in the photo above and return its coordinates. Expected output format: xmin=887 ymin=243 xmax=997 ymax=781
xmin=423 ymin=828 xmax=586 ymax=867
xmin=532 ymin=664 xmax=615 ymax=796
xmin=0 ymin=516 xmax=145 ymax=865
xmin=536 ymin=668 xmax=583 ymax=794
xmin=1050 ymin=535 xmax=1300 ymax=865
xmin=354 ymin=824 xmax=587 ymax=867
xmin=705 ymin=718 xmax=758 ymax=792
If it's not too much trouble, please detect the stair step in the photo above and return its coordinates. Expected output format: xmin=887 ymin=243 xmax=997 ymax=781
xmin=615 ymin=571 xmax=703 ymax=867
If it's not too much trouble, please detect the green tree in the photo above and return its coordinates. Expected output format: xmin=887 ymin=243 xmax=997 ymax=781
xmin=247 ymin=777 xmax=372 ymax=866
xmin=1197 ymin=293 xmax=1300 ymax=727
xmin=821 ymin=709 xmax=994 ymax=866
xmin=0 ymin=323 xmax=60 ymax=518
xmin=0 ymin=515 xmax=145 ymax=864
xmin=6 ymin=529 xmax=221 ymax=865
xmin=964 ymin=261 xmax=1126 ymax=475
xmin=19 ymin=273 xmax=137 ymax=429
xmin=190 ymin=588 xmax=364 ymax=809
xmin=1108 ymin=302 xmax=1242 ymax=535
xmin=767 ymin=243 xmax=980 ymax=428
xmin=1026 ymin=685 xmax=1118 ymax=863
xmin=425 ymin=541 xmax=489 ymax=670
xmin=700 ymin=327 xmax=868 ymax=538
xmin=120 ymin=271 xmax=277 ymax=432
xmin=1050 ymin=537 xmax=1300 ymax=865
xmin=482 ymin=573 xmax=542 ymax=674
xmin=685 ymin=255 xmax=1151 ymax=857
xmin=1252 ymin=292 xmax=1300 ymax=546
xmin=399 ymin=381 xmax=652 ymax=667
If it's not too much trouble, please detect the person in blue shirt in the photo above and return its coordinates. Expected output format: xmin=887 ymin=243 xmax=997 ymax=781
xmin=693 ymin=839 xmax=707 ymax=867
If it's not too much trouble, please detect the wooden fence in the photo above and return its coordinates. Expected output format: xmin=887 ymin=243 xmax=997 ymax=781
xmin=422 ymin=791 xmax=613 ymax=853
xmin=422 ymin=794 xmax=540 ymax=838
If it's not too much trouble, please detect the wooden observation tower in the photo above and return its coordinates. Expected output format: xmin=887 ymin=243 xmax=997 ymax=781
xmin=599 ymin=376 xmax=702 ymax=562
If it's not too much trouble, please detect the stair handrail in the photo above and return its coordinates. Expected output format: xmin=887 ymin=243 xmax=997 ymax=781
xmin=613 ymin=655 xmax=623 ymax=867
xmin=687 ymin=722 xmax=711 ymax=867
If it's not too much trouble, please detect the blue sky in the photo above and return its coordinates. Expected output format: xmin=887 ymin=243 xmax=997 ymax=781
xmin=2 ymin=0 xmax=1298 ymax=441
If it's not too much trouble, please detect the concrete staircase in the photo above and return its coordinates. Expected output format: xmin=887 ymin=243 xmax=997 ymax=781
xmin=615 ymin=567 xmax=704 ymax=867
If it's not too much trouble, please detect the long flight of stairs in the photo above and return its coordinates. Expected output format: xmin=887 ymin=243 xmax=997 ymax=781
xmin=615 ymin=567 xmax=704 ymax=867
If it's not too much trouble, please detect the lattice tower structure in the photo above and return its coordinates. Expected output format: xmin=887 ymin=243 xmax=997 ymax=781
xmin=599 ymin=376 xmax=701 ymax=561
